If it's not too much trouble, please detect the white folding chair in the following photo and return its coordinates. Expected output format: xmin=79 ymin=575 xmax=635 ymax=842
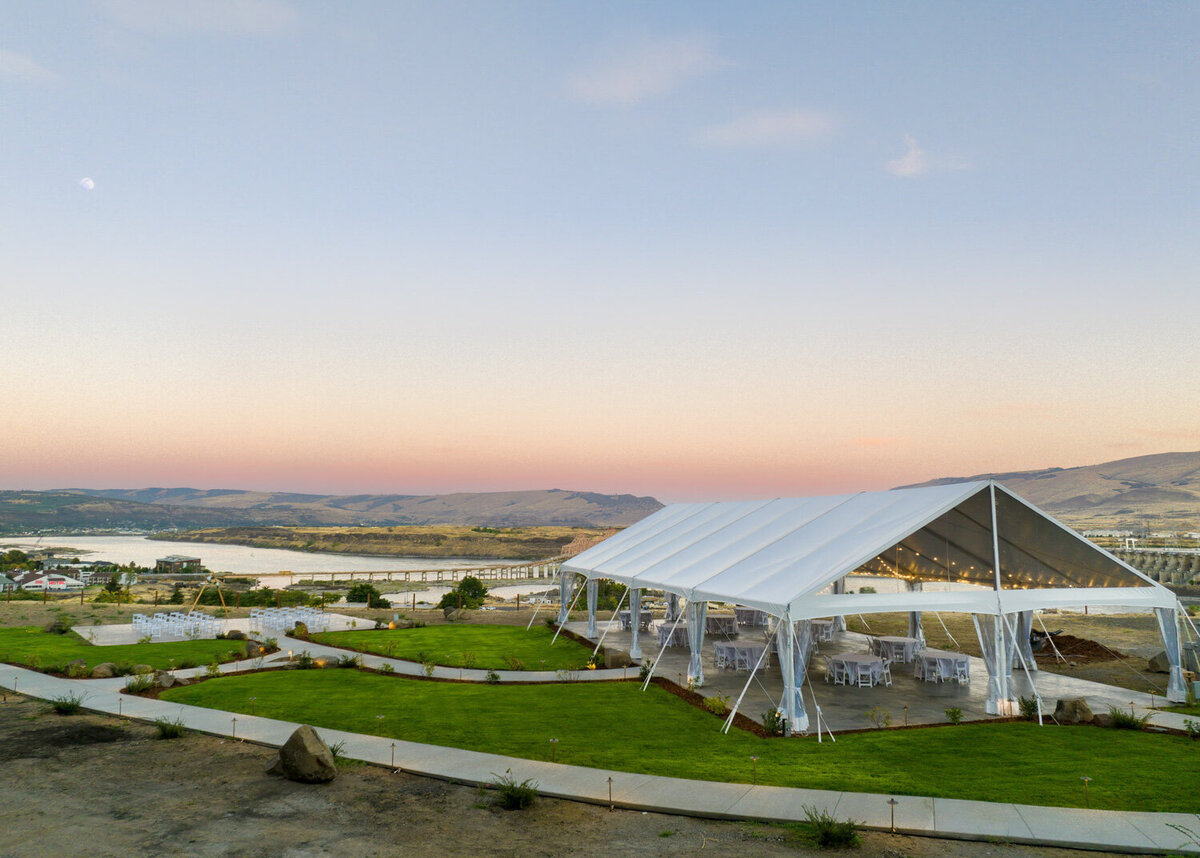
xmin=880 ymin=657 xmax=893 ymax=687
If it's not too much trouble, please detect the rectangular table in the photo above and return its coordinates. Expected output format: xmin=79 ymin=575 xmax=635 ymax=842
xmin=914 ymin=648 xmax=970 ymax=683
xmin=617 ymin=609 xmax=654 ymax=632
xmin=828 ymin=653 xmax=884 ymax=687
xmin=871 ymin=635 xmax=922 ymax=663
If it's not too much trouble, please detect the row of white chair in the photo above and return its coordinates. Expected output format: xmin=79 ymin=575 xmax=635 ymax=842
xmin=132 ymin=611 xmax=219 ymax=640
xmin=249 ymin=606 xmax=331 ymax=634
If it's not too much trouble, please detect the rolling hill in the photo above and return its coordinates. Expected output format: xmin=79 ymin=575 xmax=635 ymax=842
xmin=39 ymin=488 xmax=663 ymax=529
xmin=898 ymin=450 xmax=1200 ymax=532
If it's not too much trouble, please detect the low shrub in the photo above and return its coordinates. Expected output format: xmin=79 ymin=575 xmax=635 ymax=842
xmin=125 ymin=674 xmax=155 ymax=693
xmin=1108 ymin=706 xmax=1152 ymax=730
xmin=1018 ymin=695 xmax=1040 ymax=720
xmin=485 ymin=669 xmax=500 ymax=684
xmin=461 ymin=652 xmax=477 ymax=669
xmin=944 ymin=707 xmax=964 ymax=725
xmin=295 ymin=651 xmax=316 ymax=669
xmin=502 ymin=655 xmax=525 ymax=671
xmin=263 ymin=637 xmax=278 ymax=649
xmin=1184 ymin=718 xmax=1200 ymax=739
xmin=66 ymin=662 xmax=90 ymax=678
xmin=379 ymin=663 xmax=395 ymax=674
xmin=338 ymin=654 xmax=363 ymax=669
xmin=865 ymin=706 xmax=891 ymax=729
xmin=50 ymin=692 xmax=85 ymax=715
xmin=176 ymin=659 xmax=197 ymax=670
xmin=154 ymin=717 xmax=187 ymax=739
xmin=703 ymin=691 xmax=731 ymax=716
xmin=638 ymin=663 xmax=651 ymax=682
xmin=422 ymin=661 xmax=436 ymax=677
xmin=205 ymin=662 xmax=222 ymax=678
xmin=491 ymin=768 xmax=537 ymax=810
xmin=762 ymin=708 xmax=785 ymax=736
xmin=802 ymin=804 xmax=861 ymax=848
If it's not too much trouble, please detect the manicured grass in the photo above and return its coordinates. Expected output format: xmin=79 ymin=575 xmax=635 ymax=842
xmin=161 ymin=670 xmax=1200 ymax=812
xmin=0 ymin=626 xmax=247 ymax=672
xmin=1166 ymin=703 xmax=1200 ymax=716
xmin=309 ymin=624 xmax=592 ymax=670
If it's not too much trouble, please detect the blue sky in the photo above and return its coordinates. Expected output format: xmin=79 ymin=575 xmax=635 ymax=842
xmin=2 ymin=1 xmax=1197 ymax=499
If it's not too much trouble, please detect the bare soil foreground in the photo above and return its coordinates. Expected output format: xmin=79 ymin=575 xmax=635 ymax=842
xmin=0 ymin=696 xmax=1138 ymax=858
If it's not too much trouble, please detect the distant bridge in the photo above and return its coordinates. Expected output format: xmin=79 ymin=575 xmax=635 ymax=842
xmin=282 ymin=559 xmax=562 ymax=587
xmin=1111 ymin=548 xmax=1200 ymax=585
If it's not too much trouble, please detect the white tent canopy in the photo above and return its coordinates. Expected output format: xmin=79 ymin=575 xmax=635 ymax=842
xmin=561 ymin=481 xmax=1188 ymax=727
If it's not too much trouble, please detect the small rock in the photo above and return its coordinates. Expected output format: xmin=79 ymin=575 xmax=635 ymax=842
xmin=1093 ymin=713 xmax=1112 ymax=728
xmin=244 ymin=640 xmax=265 ymax=659
xmin=275 ymin=725 xmax=338 ymax=783
xmin=91 ymin=662 xmax=117 ymax=678
xmin=154 ymin=670 xmax=177 ymax=689
xmin=291 ymin=621 xmax=309 ymax=638
xmin=1053 ymin=697 xmax=1094 ymax=724
xmin=43 ymin=616 xmax=72 ymax=635
xmin=1148 ymin=650 xmax=1172 ymax=674
xmin=132 ymin=664 xmax=154 ymax=675
xmin=226 ymin=630 xmax=247 ymax=641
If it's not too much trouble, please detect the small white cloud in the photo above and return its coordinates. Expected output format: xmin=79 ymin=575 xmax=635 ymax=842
xmin=566 ymin=34 xmax=725 ymax=106
xmin=886 ymin=134 xmax=969 ymax=178
xmin=100 ymin=0 xmax=299 ymax=36
xmin=0 ymin=49 xmax=58 ymax=83
xmin=697 ymin=109 xmax=839 ymax=147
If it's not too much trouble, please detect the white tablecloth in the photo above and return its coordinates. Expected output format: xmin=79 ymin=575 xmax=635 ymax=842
xmin=811 ymin=619 xmax=836 ymax=642
xmin=871 ymin=635 xmax=922 ymax=663
xmin=734 ymin=607 xmax=769 ymax=627
xmin=914 ymin=649 xmax=970 ymax=682
xmin=829 ymin=653 xmax=884 ymax=686
xmin=618 ymin=610 xmax=653 ymax=632
xmin=657 ymin=622 xmax=689 ymax=648
xmin=705 ymin=614 xmax=739 ymax=636
xmin=714 ymin=640 xmax=770 ymax=671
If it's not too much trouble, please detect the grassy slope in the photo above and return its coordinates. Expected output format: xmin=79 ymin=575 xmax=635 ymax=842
xmin=154 ymin=525 xmax=605 ymax=561
xmin=0 ymin=627 xmax=247 ymax=670
xmin=309 ymin=625 xmax=593 ymax=670
xmin=162 ymin=670 xmax=1200 ymax=812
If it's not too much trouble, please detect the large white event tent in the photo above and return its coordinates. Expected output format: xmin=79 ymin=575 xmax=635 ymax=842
xmin=560 ymin=481 xmax=1189 ymax=732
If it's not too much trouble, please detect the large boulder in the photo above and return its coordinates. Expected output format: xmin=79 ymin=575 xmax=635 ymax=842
xmin=273 ymin=725 xmax=338 ymax=784
xmin=132 ymin=664 xmax=154 ymax=675
xmin=154 ymin=670 xmax=178 ymax=689
xmin=244 ymin=640 xmax=265 ymax=659
xmin=1148 ymin=651 xmax=1172 ymax=674
xmin=225 ymin=629 xmax=247 ymax=641
xmin=604 ymin=650 xmax=633 ymax=669
xmin=290 ymin=621 xmax=309 ymax=638
xmin=91 ymin=662 xmax=117 ymax=678
xmin=1053 ymin=697 xmax=1094 ymax=724
xmin=442 ymin=608 xmax=469 ymax=622
xmin=44 ymin=616 xmax=72 ymax=635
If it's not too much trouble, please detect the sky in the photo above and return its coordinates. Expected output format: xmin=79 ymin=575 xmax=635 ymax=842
xmin=1 ymin=1 xmax=1198 ymax=502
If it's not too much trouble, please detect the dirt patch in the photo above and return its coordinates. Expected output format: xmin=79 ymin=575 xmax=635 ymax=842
xmin=0 ymin=694 xmax=1136 ymax=858
xmin=0 ymin=720 xmax=131 ymax=761
xmin=1038 ymin=633 xmax=1125 ymax=664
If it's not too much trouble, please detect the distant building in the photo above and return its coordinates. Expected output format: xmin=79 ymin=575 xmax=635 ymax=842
xmin=0 ymin=574 xmax=16 ymax=592
xmin=155 ymin=555 xmax=202 ymax=574
xmin=13 ymin=570 xmax=85 ymax=591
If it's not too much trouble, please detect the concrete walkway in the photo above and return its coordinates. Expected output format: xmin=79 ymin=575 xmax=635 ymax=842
xmin=2 ymin=662 xmax=1197 ymax=855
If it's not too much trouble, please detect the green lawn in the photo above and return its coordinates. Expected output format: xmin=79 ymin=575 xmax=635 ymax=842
xmin=161 ymin=670 xmax=1200 ymax=812
xmin=0 ymin=626 xmax=248 ymax=672
xmin=309 ymin=624 xmax=592 ymax=670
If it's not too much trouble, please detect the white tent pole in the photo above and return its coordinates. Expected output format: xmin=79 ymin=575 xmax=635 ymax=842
xmin=988 ymin=482 xmax=1012 ymax=713
xmin=551 ymin=581 xmax=585 ymax=645
xmin=525 ymin=569 xmax=560 ymax=631
xmin=1034 ymin=613 xmax=1068 ymax=664
xmin=721 ymin=640 xmax=772 ymax=734
xmin=1003 ymin=612 xmax=1043 ymax=726
xmin=932 ymin=611 xmax=960 ymax=649
xmin=807 ymin=682 xmax=834 ymax=742
xmin=856 ymin=614 xmax=873 ymax=632
xmin=592 ymin=586 xmax=629 ymax=657
xmin=1179 ymin=600 xmax=1200 ymax=643
xmin=641 ymin=609 xmax=687 ymax=691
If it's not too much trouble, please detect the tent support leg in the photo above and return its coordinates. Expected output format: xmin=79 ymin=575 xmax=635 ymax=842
xmin=722 ymin=641 xmax=772 ymax=734
xmin=525 ymin=570 xmax=559 ymax=631
xmin=641 ymin=610 xmax=686 ymax=691
xmin=551 ymin=583 xmax=585 ymax=645
xmin=592 ymin=587 xmax=628 ymax=657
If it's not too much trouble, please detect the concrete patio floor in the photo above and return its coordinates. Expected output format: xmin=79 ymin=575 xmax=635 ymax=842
xmin=565 ymin=617 xmax=1164 ymax=732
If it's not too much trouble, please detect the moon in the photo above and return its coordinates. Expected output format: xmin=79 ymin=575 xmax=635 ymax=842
xmin=79 ymin=177 xmax=95 ymax=191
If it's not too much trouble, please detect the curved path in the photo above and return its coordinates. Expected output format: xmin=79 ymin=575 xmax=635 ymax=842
xmin=1 ymin=657 xmax=1196 ymax=855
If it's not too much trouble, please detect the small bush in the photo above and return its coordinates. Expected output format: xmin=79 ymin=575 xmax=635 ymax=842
xmin=1183 ymin=718 xmax=1200 ymax=739
xmin=44 ymin=615 xmax=72 ymax=635
xmin=1018 ymin=695 xmax=1040 ymax=720
xmin=865 ymin=706 xmax=891 ymax=729
xmin=176 ymin=659 xmax=197 ymax=670
xmin=295 ymin=651 xmax=316 ymax=669
xmin=205 ymin=662 xmax=222 ymax=678
xmin=66 ymin=662 xmax=90 ymax=678
xmin=438 ymin=576 xmax=487 ymax=610
xmin=485 ymin=669 xmax=501 ymax=684
xmin=125 ymin=674 xmax=155 ymax=693
xmin=1108 ymin=706 xmax=1152 ymax=730
xmin=638 ymin=663 xmax=651 ymax=682
xmin=137 ymin=634 xmax=153 ymax=645
xmin=338 ymin=654 xmax=363 ymax=669
xmin=555 ymin=668 xmax=579 ymax=682
xmin=703 ymin=691 xmax=731 ymax=716
xmin=491 ymin=768 xmax=537 ymax=810
xmin=379 ymin=663 xmax=395 ymax=674
xmin=944 ymin=707 xmax=963 ymax=725
xmin=422 ymin=661 xmax=436 ymax=677
xmin=50 ymin=692 xmax=85 ymax=715
xmin=461 ymin=652 xmax=477 ymax=669
xmin=263 ymin=637 xmax=278 ymax=649
xmin=329 ymin=740 xmax=347 ymax=761
xmin=762 ymin=709 xmax=784 ymax=736
xmin=502 ymin=655 xmax=525 ymax=671
xmin=154 ymin=717 xmax=187 ymax=739
xmin=802 ymin=804 xmax=861 ymax=848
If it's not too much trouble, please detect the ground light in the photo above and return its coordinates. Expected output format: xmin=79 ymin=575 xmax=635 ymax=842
xmin=1081 ymin=776 xmax=1092 ymax=808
